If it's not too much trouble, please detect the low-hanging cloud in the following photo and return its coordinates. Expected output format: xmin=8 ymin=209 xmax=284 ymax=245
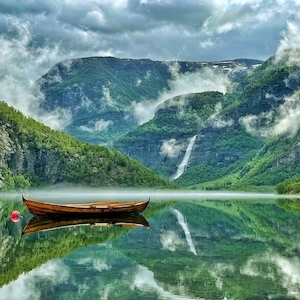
xmin=0 ymin=17 xmax=73 ymax=130
xmin=209 ymin=102 xmax=234 ymax=128
xmin=102 ymin=87 xmax=116 ymax=107
xmin=239 ymin=91 xmax=300 ymax=138
xmin=160 ymin=138 xmax=185 ymax=158
xmin=275 ymin=22 xmax=300 ymax=66
xmin=241 ymin=252 xmax=300 ymax=298
xmin=131 ymin=265 xmax=195 ymax=300
xmin=160 ymin=230 xmax=183 ymax=252
xmin=79 ymin=119 xmax=113 ymax=132
xmin=0 ymin=259 xmax=70 ymax=300
xmin=133 ymin=64 xmax=232 ymax=125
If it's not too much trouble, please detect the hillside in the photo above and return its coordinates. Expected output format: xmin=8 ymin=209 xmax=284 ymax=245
xmin=114 ymin=52 xmax=300 ymax=190
xmin=0 ymin=101 xmax=174 ymax=191
xmin=37 ymin=57 xmax=261 ymax=145
xmin=16 ymin=52 xmax=299 ymax=191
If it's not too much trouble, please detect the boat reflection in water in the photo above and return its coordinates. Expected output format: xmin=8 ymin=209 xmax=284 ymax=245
xmin=22 ymin=214 xmax=149 ymax=235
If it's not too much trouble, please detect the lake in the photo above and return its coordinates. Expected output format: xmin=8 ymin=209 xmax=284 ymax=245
xmin=1 ymin=191 xmax=300 ymax=300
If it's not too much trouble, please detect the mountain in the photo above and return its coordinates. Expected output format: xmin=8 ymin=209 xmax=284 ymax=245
xmin=0 ymin=101 xmax=174 ymax=191
xmin=37 ymin=57 xmax=261 ymax=146
xmin=31 ymin=53 xmax=300 ymax=190
xmin=114 ymin=52 xmax=300 ymax=190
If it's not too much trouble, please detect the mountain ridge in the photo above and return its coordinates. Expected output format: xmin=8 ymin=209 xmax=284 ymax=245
xmin=112 ymin=53 xmax=300 ymax=190
xmin=37 ymin=56 xmax=262 ymax=145
xmin=3 ymin=52 xmax=300 ymax=191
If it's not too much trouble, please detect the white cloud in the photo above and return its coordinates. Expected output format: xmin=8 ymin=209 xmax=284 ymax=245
xmin=275 ymin=22 xmax=300 ymax=66
xmin=82 ymin=10 xmax=106 ymax=27
xmin=93 ymin=259 xmax=111 ymax=272
xmin=131 ymin=265 xmax=195 ymax=300
xmin=0 ymin=259 xmax=70 ymax=300
xmin=160 ymin=138 xmax=185 ymax=158
xmin=239 ymin=91 xmax=300 ymax=138
xmin=241 ymin=252 xmax=300 ymax=299
xmin=208 ymin=102 xmax=235 ymax=128
xmin=133 ymin=65 xmax=231 ymax=125
xmin=102 ymin=87 xmax=116 ymax=107
xmin=199 ymin=38 xmax=218 ymax=49
xmin=160 ymin=230 xmax=183 ymax=252
xmin=132 ymin=100 xmax=156 ymax=125
xmin=209 ymin=263 xmax=235 ymax=290
xmin=211 ymin=117 xmax=234 ymax=128
xmin=39 ymin=108 xmax=73 ymax=131
xmin=0 ymin=17 xmax=72 ymax=130
xmin=79 ymin=119 xmax=113 ymax=132
xmin=76 ymin=256 xmax=111 ymax=272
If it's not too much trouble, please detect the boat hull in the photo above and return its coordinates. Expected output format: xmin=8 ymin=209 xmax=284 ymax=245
xmin=23 ymin=196 xmax=150 ymax=216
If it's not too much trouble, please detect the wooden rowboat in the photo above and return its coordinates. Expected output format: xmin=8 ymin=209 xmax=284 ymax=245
xmin=22 ymin=215 xmax=149 ymax=235
xmin=22 ymin=196 xmax=150 ymax=216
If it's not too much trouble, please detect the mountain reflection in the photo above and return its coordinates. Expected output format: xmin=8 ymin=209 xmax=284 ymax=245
xmin=1 ymin=195 xmax=300 ymax=299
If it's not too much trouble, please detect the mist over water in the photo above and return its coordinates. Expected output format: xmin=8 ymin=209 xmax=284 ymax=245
xmin=3 ymin=188 xmax=300 ymax=203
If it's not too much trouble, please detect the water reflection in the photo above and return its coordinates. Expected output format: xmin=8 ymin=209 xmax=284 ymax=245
xmin=22 ymin=214 xmax=149 ymax=235
xmin=1 ymin=195 xmax=300 ymax=299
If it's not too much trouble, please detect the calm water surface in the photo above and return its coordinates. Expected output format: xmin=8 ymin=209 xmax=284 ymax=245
xmin=1 ymin=192 xmax=300 ymax=300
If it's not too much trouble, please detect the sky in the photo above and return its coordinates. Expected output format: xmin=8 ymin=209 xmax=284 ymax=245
xmin=0 ymin=0 xmax=300 ymax=128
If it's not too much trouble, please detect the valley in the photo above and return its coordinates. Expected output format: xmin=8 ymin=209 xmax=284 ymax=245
xmin=1 ymin=52 xmax=300 ymax=191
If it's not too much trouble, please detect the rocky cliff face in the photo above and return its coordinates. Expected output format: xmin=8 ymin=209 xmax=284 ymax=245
xmin=0 ymin=124 xmax=63 ymax=186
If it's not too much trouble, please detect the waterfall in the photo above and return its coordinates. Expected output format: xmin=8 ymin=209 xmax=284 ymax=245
xmin=172 ymin=208 xmax=197 ymax=256
xmin=172 ymin=134 xmax=197 ymax=180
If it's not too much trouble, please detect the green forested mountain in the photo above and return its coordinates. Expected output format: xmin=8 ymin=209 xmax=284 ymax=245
xmin=8 ymin=52 xmax=300 ymax=191
xmin=37 ymin=57 xmax=260 ymax=145
xmin=114 ymin=52 xmax=300 ymax=190
xmin=0 ymin=101 xmax=174 ymax=191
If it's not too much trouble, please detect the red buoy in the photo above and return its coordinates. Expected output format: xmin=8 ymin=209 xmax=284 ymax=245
xmin=11 ymin=211 xmax=21 ymax=223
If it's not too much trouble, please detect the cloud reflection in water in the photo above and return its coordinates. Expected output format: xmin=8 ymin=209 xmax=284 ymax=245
xmin=0 ymin=259 xmax=70 ymax=300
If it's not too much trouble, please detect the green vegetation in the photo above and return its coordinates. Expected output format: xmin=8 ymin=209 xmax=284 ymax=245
xmin=0 ymin=101 xmax=175 ymax=190
xmin=114 ymin=57 xmax=300 ymax=191
xmin=276 ymin=178 xmax=300 ymax=194
xmin=2 ymin=53 xmax=300 ymax=191
xmin=2 ymin=197 xmax=300 ymax=298
xmin=0 ymin=164 xmax=31 ymax=191
xmin=39 ymin=57 xmax=173 ymax=145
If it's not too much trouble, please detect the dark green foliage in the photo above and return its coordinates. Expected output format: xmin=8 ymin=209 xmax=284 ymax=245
xmin=173 ymin=163 xmax=223 ymax=186
xmin=0 ymin=101 xmax=175 ymax=190
xmin=276 ymin=178 xmax=300 ymax=194
xmin=0 ymin=164 xmax=31 ymax=191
